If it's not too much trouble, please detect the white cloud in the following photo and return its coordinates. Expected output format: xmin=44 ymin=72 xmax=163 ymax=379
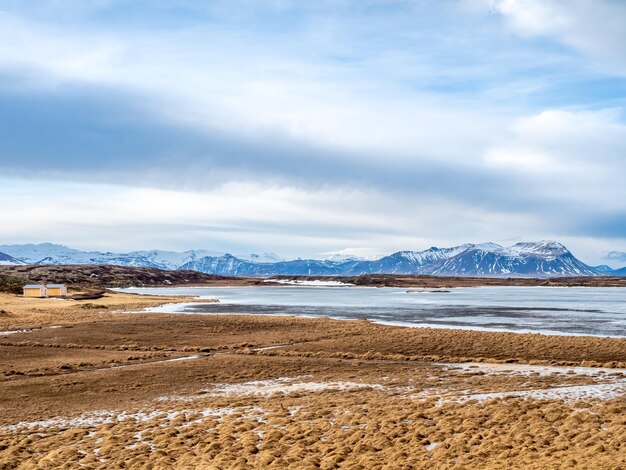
xmin=606 ymin=251 xmax=626 ymax=264
xmin=0 ymin=11 xmax=511 ymax=165
xmin=484 ymin=108 xmax=626 ymax=208
xmin=491 ymin=0 xmax=626 ymax=74
xmin=5 ymin=173 xmax=623 ymax=264
xmin=484 ymin=147 xmax=558 ymax=173
xmin=1 ymin=1 xmax=625 ymax=263
xmin=0 ymin=176 xmax=541 ymax=258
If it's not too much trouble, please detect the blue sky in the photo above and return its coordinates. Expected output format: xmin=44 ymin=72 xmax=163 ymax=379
xmin=1 ymin=0 xmax=625 ymax=265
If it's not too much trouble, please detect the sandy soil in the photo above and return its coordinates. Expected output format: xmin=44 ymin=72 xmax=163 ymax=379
xmin=1 ymin=292 xmax=626 ymax=469
xmin=0 ymin=292 xmax=210 ymax=330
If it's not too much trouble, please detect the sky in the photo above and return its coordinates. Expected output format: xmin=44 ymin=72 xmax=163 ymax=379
xmin=1 ymin=0 xmax=625 ymax=266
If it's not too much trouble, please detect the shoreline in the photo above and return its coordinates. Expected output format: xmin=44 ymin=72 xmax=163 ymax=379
xmin=142 ymin=300 xmax=626 ymax=339
xmin=3 ymin=292 xmax=626 ymax=368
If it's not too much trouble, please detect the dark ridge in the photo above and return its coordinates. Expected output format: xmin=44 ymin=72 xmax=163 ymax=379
xmin=0 ymin=264 xmax=238 ymax=290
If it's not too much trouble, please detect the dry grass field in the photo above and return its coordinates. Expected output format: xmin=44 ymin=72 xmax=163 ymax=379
xmin=1 ymin=292 xmax=626 ymax=469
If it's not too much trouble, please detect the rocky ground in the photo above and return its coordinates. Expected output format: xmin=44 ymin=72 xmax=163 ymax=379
xmin=273 ymin=273 xmax=626 ymax=288
xmin=1 ymin=292 xmax=626 ymax=469
xmin=0 ymin=265 xmax=248 ymax=293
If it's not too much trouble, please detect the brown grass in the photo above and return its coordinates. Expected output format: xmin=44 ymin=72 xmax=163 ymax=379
xmin=1 ymin=292 xmax=625 ymax=469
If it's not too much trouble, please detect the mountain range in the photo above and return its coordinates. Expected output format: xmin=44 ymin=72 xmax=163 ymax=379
xmin=0 ymin=243 xmax=282 ymax=270
xmin=1 ymin=241 xmax=624 ymax=277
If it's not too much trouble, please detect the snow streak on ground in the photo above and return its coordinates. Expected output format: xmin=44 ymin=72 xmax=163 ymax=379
xmin=4 ymin=364 xmax=626 ymax=433
xmin=262 ymin=279 xmax=354 ymax=287
xmin=444 ymin=362 xmax=626 ymax=377
xmin=203 ymin=376 xmax=385 ymax=397
xmin=450 ymin=382 xmax=626 ymax=403
xmin=430 ymin=362 xmax=626 ymax=404
xmin=3 ymin=407 xmax=247 ymax=432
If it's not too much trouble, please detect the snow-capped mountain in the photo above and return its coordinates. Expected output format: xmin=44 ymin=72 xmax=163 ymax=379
xmin=240 ymin=253 xmax=284 ymax=263
xmin=179 ymin=255 xmax=341 ymax=276
xmin=0 ymin=244 xmax=180 ymax=269
xmin=422 ymin=241 xmax=598 ymax=277
xmin=178 ymin=254 xmax=253 ymax=276
xmin=0 ymin=243 xmax=282 ymax=270
xmin=0 ymin=241 xmax=604 ymax=277
xmin=330 ymin=245 xmax=472 ymax=276
xmin=181 ymin=241 xmax=599 ymax=277
xmin=0 ymin=251 xmax=25 ymax=266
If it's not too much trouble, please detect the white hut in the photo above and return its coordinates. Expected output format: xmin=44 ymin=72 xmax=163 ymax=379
xmin=46 ymin=284 xmax=68 ymax=297
xmin=23 ymin=285 xmax=47 ymax=298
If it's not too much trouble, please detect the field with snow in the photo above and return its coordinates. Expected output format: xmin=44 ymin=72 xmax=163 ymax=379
xmin=1 ymin=290 xmax=626 ymax=468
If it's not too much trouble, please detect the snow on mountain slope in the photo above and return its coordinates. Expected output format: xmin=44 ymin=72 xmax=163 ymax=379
xmin=0 ymin=252 xmax=25 ymax=266
xmin=325 ymin=254 xmax=367 ymax=262
xmin=125 ymin=249 xmax=220 ymax=270
xmin=506 ymin=241 xmax=569 ymax=258
xmin=0 ymin=243 xmax=90 ymax=264
xmin=239 ymin=253 xmax=284 ymax=263
xmin=0 ymin=244 xmax=283 ymax=270
xmin=0 ymin=243 xmax=156 ymax=267
xmin=471 ymin=242 xmax=506 ymax=253
xmin=180 ymin=255 xmax=341 ymax=276
xmin=423 ymin=241 xmax=598 ymax=277
xmin=339 ymin=245 xmax=472 ymax=275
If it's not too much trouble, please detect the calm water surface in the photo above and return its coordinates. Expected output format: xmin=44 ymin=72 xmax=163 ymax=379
xmin=118 ymin=286 xmax=626 ymax=337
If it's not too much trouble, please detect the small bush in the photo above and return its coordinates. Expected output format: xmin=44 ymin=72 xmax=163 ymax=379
xmin=0 ymin=274 xmax=27 ymax=295
xmin=80 ymin=303 xmax=108 ymax=310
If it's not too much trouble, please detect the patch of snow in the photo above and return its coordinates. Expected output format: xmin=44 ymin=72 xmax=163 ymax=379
xmin=237 ymin=252 xmax=284 ymax=263
xmin=204 ymin=376 xmax=385 ymax=397
xmin=451 ymin=381 xmax=626 ymax=403
xmin=263 ymin=279 xmax=354 ymax=287
xmin=107 ymin=353 xmax=209 ymax=371
xmin=288 ymin=406 xmax=302 ymax=416
xmin=473 ymin=243 xmax=506 ymax=253
xmin=0 ymin=329 xmax=32 ymax=335
xmin=253 ymin=345 xmax=288 ymax=351
xmin=444 ymin=362 xmax=626 ymax=377
xmin=2 ymin=406 xmax=251 ymax=432
xmin=160 ymin=354 xmax=205 ymax=363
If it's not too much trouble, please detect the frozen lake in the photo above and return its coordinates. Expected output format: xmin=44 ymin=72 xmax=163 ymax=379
xmin=117 ymin=286 xmax=626 ymax=337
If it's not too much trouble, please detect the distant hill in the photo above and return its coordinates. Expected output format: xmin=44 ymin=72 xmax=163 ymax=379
xmin=0 ymin=252 xmax=25 ymax=266
xmin=594 ymin=265 xmax=626 ymax=276
xmin=612 ymin=267 xmax=626 ymax=276
xmin=0 ymin=264 xmax=238 ymax=291
xmin=594 ymin=265 xmax=615 ymax=273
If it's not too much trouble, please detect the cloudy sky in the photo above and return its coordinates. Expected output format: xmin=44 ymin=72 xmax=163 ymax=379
xmin=1 ymin=0 xmax=625 ymax=265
